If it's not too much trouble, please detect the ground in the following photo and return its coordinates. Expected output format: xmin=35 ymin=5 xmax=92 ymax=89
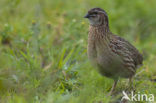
xmin=0 ymin=0 xmax=156 ymax=103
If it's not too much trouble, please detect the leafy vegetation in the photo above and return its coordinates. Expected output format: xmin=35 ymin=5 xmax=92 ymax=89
xmin=0 ymin=0 xmax=156 ymax=103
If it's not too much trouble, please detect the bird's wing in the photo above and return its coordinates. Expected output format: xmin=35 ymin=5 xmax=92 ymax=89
xmin=109 ymin=35 xmax=143 ymax=72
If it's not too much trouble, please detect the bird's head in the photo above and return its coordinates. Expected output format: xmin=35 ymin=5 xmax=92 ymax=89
xmin=84 ymin=8 xmax=109 ymax=26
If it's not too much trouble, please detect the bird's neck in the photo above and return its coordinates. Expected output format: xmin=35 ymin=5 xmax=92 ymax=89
xmin=89 ymin=24 xmax=110 ymax=40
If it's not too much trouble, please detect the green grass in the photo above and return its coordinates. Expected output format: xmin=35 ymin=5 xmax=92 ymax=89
xmin=0 ymin=0 xmax=156 ymax=103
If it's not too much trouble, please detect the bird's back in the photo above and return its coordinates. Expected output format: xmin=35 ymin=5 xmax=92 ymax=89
xmin=109 ymin=34 xmax=143 ymax=68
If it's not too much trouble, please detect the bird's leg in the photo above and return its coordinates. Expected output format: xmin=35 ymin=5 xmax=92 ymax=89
xmin=109 ymin=79 xmax=118 ymax=95
xmin=128 ymin=77 xmax=134 ymax=90
xmin=129 ymin=77 xmax=132 ymax=86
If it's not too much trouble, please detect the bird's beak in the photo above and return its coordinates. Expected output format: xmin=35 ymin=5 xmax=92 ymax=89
xmin=84 ymin=13 xmax=90 ymax=18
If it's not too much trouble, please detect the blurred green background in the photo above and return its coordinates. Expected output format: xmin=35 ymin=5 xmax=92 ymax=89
xmin=0 ymin=0 xmax=156 ymax=103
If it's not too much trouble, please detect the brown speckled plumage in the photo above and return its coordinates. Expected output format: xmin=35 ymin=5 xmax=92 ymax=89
xmin=85 ymin=8 xmax=143 ymax=94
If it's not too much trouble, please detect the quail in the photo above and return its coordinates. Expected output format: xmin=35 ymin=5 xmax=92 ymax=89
xmin=84 ymin=8 xmax=143 ymax=94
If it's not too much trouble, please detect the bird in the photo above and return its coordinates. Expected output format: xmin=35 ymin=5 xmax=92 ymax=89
xmin=84 ymin=8 xmax=143 ymax=94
